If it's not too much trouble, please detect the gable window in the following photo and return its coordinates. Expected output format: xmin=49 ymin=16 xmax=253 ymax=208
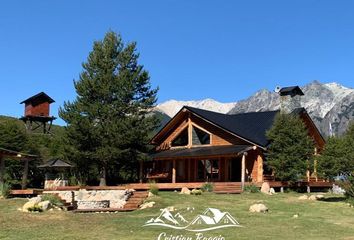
xmin=192 ymin=126 xmax=210 ymax=145
xmin=171 ymin=128 xmax=188 ymax=147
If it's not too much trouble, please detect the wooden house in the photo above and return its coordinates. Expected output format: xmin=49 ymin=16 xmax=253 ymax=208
xmin=145 ymin=105 xmax=325 ymax=191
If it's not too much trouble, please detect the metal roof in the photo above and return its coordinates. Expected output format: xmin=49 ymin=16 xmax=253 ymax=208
xmin=279 ymin=86 xmax=304 ymax=96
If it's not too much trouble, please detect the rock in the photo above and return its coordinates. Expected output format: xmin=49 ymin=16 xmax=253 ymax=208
xmin=308 ymin=195 xmax=317 ymax=200
xmin=269 ymin=188 xmax=276 ymax=195
xmin=293 ymin=214 xmax=299 ymax=218
xmin=28 ymin=196 xmax=42 ymax=204
xmin=298 ymin=195 xmax=308 ymax=200
xmin=260 ymin=182 xmax=270 ymax=194
xmin=180 ymin=187 xmax=191 ymax=195
xmin=22 ymin=201 xmax=36 ymax=212
xmin=315 ymin=194 xmax=325 ymax=200
xmin=249 ymin=203 xmax=268 ymax=213
xmin=140 ymin=201 xmax=155 ymax=209
xmin=38 ymin=201 xmax=51 ymax=211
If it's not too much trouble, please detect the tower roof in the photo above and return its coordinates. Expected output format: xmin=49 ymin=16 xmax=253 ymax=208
xmin=20 ymin=92 xmax=55 ymax=104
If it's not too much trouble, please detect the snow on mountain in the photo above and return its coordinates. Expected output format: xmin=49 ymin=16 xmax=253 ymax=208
xmin=154 ymin=81 xmax=354 ymax=136
xmin=155 ymin=98 xmax=237 ymax=117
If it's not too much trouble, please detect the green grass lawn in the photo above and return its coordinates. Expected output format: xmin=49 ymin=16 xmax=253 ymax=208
xmin=1 ymin=192 xmax=354 ymax=240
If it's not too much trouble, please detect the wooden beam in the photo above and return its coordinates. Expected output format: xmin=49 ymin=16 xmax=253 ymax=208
xmin=241 ymin=153 xmax=246 ymax=190
xmin=172 ymin=159 xmax=176 ymax=183
xmin=188 ymin=115 xmax=192 ymax=148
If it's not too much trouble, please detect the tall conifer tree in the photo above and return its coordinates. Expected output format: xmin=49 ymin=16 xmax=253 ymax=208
xmin=266 ymin=113 xmax=314 ymax=185
xmin=59 ymin=32 xmax=159 ymax=185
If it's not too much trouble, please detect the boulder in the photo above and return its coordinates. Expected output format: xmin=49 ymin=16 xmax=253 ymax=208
xmin=38 ymin=201 xmax=51 ymax=211
xmin=269 ymin=188 xmax=276 ymax=195
xmin=260 ymin=182 xmax=270 ymax=194
xmin=308 ymin=195 xmax=317 ymax=200
xmin=22 ymin=201 xmax=37 ymax=212
xmin=298 ymin=195 xmax=308 ymax=200
xmin=140 ymin=201 xmax=155 ymax=209
xmin=165 ymin=206 xmax=176 ymax=212
xmin=180 ymin=187 xmax=191 ymax=195
xmin=315 ymin=194 xmax=325 ymax=200
xmin=249 ymin=203 xmax=268 ymax=213
xmin=28 ymin=196 xmax=42 ymax=204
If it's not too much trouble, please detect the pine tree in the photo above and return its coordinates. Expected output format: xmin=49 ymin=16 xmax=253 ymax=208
xmin=59 ymin=31 xmax=159 ymax=186
xmin=266 ymin=113 xmax=315 ymax=185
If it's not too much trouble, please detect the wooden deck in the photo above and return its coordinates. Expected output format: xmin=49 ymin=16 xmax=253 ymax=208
xmin=10 ymin=189 xmax=43 ymax=196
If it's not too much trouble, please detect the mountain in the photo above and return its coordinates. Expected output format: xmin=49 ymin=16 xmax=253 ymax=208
xmin=155 ymin=81 xmax=354 ymax=137
xmin=155 ymin=99 xmax=237 ymax=118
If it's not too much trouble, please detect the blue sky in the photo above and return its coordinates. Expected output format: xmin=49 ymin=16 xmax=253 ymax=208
xmin=1 ymin=1 xmax=354 ymax=125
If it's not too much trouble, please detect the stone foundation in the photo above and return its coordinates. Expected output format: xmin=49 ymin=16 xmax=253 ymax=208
xmin=43 ymin=189 xmax=132 ymax=209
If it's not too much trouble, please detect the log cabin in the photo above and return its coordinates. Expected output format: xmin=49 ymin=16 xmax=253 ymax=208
xmin=144 ymin=87 xmax=326 ymax=192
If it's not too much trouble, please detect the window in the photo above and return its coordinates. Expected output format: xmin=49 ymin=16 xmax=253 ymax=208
xmin=192 ymin=126 xmax=210 ymax=145
xmin=171 ymin=128 xmax=188 ymax=147
xmin=197 ymin=159 xmax=219 ymax=181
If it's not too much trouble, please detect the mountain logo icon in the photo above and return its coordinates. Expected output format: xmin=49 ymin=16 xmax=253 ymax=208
xmin=143 ymin=207 xmax=242 ymax=232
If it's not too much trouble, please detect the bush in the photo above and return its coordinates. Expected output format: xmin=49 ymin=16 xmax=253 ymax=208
xmin=0 ymin=182 xmax=11 ymax=198
xmin=28 ymin=205 xmax=43 ymax=212
xmin=201 ymin=183 xmax=214 ymax=192
xmin=191 ymin=189 xmax=202 ymax=195
xmin=41 ymin=194 xmax=64 ymax=207
xmin=341 ymin=176 xmax=354 ymax=199
xmin=148 ymin=181 xmax=159 ymax=196
xmin=244 ymin=184 xmax=260 ymax=193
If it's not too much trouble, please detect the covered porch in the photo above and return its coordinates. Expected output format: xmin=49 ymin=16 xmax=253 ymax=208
xmin=141 ymin=145 xmax=264 ymax=189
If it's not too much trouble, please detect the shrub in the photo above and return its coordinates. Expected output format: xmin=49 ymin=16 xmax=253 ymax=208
xmin=201 ymin=183 xmax=214 ymax=192
xmin=41 ymin=194 xmax=64 ymax=207
xmin=244 ymin=184 xmax=260 ymax=193
xmin=341 ymin=176 xmax=354 ymax=199
xmin=191 ymin=189 xmax=202 ymax=195
xmin=0 ymin=182 xmax=11 ymax=198
xmin=148 ymin=181 xmax=159 ymax=196
xmin=28 ymin=205 xmax=43 ymax=212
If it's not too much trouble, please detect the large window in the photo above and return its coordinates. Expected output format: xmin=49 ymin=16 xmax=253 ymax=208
xmin=171 ymin=128 xmax=188 ymax=147
xmin=197 ymin=159 xmax=219 ymax=181
xmin=192 ymin=126 xmax=210 ymax=145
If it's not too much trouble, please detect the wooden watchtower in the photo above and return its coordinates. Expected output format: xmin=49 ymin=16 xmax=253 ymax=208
xmin=20 ymin=92 xmax=56 ymax=134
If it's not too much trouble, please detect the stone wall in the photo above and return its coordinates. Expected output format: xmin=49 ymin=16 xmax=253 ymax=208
xmin=43 ymin=189 xmax=132 ymax=209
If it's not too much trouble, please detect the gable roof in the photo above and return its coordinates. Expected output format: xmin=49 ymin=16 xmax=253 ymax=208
xmin=183 ymin=106 xmax=279 ymax=147
xmin=20 ymin=92 xmax=55 ymax=104
xmin=38 ymin=159 xmax=72 ymax=168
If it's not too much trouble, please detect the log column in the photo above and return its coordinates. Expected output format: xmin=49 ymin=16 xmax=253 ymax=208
xmin=241 ymin=152 xmax=247 ymax=190
xmin=21 ymin=159 xmax=29 ymax=190
xmin=172 ymin=159 xmax=176 ymax=183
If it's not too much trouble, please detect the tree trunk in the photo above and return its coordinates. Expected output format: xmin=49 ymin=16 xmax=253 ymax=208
xmin=0 ymin=157 xmax=5 ymax=185
xmin=21 ymin=159 xmax=29 ymax=190
xmin=99 ymin=166 xmax=107 ymax=186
